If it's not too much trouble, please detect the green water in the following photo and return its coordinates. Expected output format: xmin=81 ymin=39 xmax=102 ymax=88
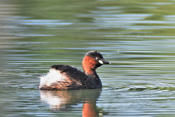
xmin=1 ymin=0 xmax=175 ymax=116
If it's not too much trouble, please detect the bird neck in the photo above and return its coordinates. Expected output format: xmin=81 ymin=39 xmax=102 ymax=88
xmin=82 ymin=56 xmax=97 ymax=76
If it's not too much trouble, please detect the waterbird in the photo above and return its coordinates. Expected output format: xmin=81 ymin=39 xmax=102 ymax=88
xmin=39 ymin=51 xmax=109 ymax=90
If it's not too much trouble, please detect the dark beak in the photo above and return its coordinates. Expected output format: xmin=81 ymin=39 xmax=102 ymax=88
xmin=99 ymin=59 xmax=110 ymax=64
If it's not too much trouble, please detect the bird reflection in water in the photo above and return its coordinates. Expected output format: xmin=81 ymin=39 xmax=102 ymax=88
xmin=40 ymin=89 xmax=103 ymax=116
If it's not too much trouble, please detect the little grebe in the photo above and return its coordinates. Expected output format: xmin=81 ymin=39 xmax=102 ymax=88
xmin=39 ymin=51 xmax=109 ymax=90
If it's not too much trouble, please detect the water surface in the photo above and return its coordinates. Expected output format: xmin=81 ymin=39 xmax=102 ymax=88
xmin=1 ymin=0 xmax=175 ymax=116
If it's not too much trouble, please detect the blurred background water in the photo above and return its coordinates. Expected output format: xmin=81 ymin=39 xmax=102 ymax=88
xmin=1 ymin=0 xmax=175 ymax=116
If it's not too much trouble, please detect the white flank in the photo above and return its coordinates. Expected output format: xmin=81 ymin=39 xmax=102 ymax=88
xmin=39 ymin=69 xmax=64 ymax=87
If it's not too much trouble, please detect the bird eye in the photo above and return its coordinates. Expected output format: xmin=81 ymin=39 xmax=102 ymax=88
xmin=95 ymin=57 xmax=98 ymax=60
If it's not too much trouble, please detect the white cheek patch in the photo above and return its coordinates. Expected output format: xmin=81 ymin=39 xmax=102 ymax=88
xmin=99 ymin=60 xmax=104 ymax=64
